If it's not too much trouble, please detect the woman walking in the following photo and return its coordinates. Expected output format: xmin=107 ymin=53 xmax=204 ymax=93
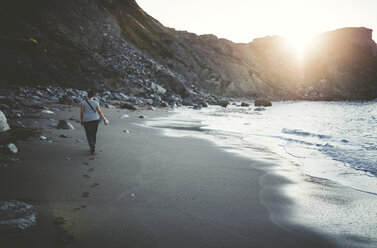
xmin=80 ymin=90 xmax=108 ymax=155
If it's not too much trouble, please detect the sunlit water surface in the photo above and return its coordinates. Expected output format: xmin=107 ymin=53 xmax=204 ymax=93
xmin=148 ymin=101 xmax=377 ymax=195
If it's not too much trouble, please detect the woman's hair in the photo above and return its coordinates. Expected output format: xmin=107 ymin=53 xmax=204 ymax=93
xmin=87 ymin=90 xmax=95 ymax=98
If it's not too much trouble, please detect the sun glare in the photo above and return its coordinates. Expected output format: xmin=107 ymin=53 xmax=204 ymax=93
xmin=285 ymin=35 xmax=313 ymax=63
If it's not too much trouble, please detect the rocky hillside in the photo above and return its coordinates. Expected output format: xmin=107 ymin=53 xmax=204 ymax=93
xmin=1 ymin=0 xmax=376 ymax=100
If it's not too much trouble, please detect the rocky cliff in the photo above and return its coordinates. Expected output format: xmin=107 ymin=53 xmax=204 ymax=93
xmin=1 ymin=0 xmax=376 ymax=100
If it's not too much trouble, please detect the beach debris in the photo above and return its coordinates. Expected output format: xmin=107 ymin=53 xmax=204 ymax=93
xmin=0 ymin=110 xmax=10 ymax=132
xmin=59 ymin=134 xmax=68 ymax=138
xmin=119 ymin=114 xmax=129 ymax=119
xmin=0 ymin=200 xmax=37 ymax=230
xmin=57 ymin=120 xmax=75 ymax=130
xmin=76 ymin=139 xmax=84 ymax=144
xmin=65 ymin=157 xmax=71 ymax=161
xmin=123 ymin=130 xmax=131 ymax=134
xmin=41 ymin=110 xmax=54 ymax=114
xmin=5 ymin=143 xmax=18 ymax=154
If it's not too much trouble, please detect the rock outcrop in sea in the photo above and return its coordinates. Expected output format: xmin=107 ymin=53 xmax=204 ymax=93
xmin=0 ymin=0 xmax=376 ymax=100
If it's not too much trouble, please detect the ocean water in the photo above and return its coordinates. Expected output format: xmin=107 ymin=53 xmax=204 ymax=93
xmin=147 ymin=101 xmax=377 ymax=195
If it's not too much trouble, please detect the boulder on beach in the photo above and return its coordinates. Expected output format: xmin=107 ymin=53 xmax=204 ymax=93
xmin=0 ymin=110 xmax=10 ymax=132
xmin=59 ymin=94 xmax=75 ymax=105
xmin=120 ymin=102 xmax=138 ymax=110
xmin=254 ymin=99 xmax=272 ymax=107
xmin=219 ymin=100 xmax=229 ymax=108
xmin=57 ymin=120 xmax=75 ymax=130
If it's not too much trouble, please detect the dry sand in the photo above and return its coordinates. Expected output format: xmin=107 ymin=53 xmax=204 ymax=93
xmin=0 ymin=105 xmax=337 ymax=247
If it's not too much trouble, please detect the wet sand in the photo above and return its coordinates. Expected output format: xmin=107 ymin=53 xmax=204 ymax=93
xmin=0 ymin=105 xmax=337 ymax=247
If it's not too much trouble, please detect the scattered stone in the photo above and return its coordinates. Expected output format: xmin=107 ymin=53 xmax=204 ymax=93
xmin=120 ymin=102 xmax=138 ymax=110
xmin=0 ymin=200 xmax=37 ymax=230
xmin=39 ymin=136 xmax=47 ymax=140
xmin=254 ymin=107 xmax=266 ymax=111
xmin=123 ymin=130 xmax=131 ymax=134
xmin=254 ymin=99 xmax=272 ymax=107
xmin=76 ymin=140 xmax=84 ymax=143
xmin=0 ymin=104 xmax=10 ymax=110
xmin=0 ymin=110 xmax=10 ymax=132
xmin=57 ymin=120 xmax=74 ymax=130
xmin=241 ymin=102 xmax=250 ymax=107
xmin=65 ymin=157 xmax=71 ymax=161
xmin=59 ymin=94 xmax=75 ymax=105
xmin=5 ymin=143 xmax=18 ymax=154
xmin=219 ymin=100 xmax=229 ymax=108
xmin=139 ymin=115 xmax=145 ymax=119
xmin=41 ymin=110 xmax=54 ymax=114
xmin=105 ymin=104 xmax=116 ymax=109
xmin=119 ymin=114 xmax=129 ymax=119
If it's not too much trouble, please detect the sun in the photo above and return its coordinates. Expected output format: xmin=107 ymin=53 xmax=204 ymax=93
xmin=285 ymin=34 xmax=313 ymax=63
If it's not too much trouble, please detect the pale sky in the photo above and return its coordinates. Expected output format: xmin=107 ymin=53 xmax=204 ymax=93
xmin=136 ymin=0 xmax=377 ymax=44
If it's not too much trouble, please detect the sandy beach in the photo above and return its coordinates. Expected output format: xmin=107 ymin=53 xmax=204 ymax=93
xmin=0 ymin=104 xmax=340 ymax=247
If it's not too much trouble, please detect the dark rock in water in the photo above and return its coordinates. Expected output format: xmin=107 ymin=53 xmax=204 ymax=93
xmin=0 ymin=110 xmax=10 ymax=132
xmin=0 ymin=200 xmax=36 ymax=230
xmin=59 ymin=94 xmax=75 ymax=105
xmin=120 ymin=102 xmax=138 ymax=110
xmin=219 ymin=100 xmax=229 ymax=108
xmin=254 ymin=107 xmax=266 ymax=111
xmin=57 ymin=120 xmax=74 ymax=130
xmin=241 ymin=102 xmax=250 ymax=107
xmin=5 ymin=143 xmax=18 ymax=154
xmin=254 ymin=99 xmax=272 ymax=107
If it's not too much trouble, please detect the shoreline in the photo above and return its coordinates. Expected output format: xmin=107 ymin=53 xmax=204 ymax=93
xmin=0 ymin=104 xmax=374 ymax=247
xmin=145 ymin=107 xmax=377 ymax=248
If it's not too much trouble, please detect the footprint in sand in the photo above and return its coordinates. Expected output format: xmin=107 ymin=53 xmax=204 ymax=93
xmin=82 ymin=174 xmax=90 ymax=179
xmin=83 ymin=161 xmax=89 ymax=166
xmin=82 ymin=192 xmax=89 ymax=198
xmin=89 ymin=157 xmax=95 ymax=160
xmin=80 ymin=205 xmax=87 ymax=209
xmin=73 ymin=208 xmax=81 ymax=212
xmin=90 ymin=183 xmax=99 ymax=188
xmin=87 ymin=168 xmax=94 ymax=173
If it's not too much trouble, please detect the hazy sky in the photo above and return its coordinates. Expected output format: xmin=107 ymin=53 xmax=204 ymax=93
xmin=137 ymin=0 xmax=377 ymax=44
